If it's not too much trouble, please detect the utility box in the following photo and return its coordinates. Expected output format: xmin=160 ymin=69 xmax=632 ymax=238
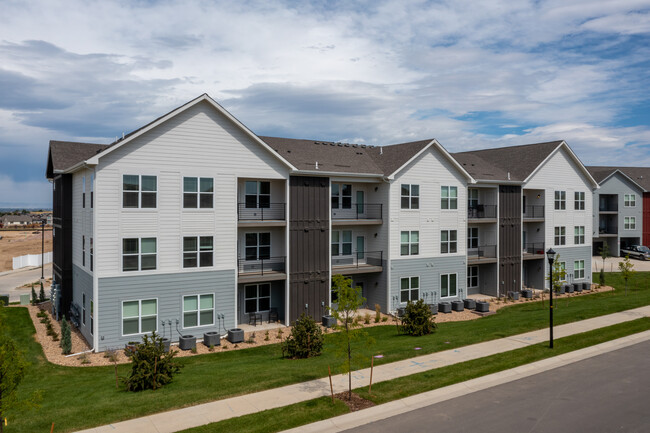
xmin=20 ymin=294 xmax=30 ymax=305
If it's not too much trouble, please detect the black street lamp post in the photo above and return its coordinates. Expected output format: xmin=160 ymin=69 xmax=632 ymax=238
xmin=41 ymin=219 xmax=45 ymax=280
xmin=546 ymin=248 xmax=556 ymax=349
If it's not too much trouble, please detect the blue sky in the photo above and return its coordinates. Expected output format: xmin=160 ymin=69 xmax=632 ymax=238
xmin=1 ymin=0 xmax=649 ymax=208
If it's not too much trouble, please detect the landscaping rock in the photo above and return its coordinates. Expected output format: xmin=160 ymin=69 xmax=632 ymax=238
xmin=463 ymin=299 xmax=476 ymax=310
xmin=451 ymin=300 xmax=464 ymax=312
xmin=438 ymin=302 xmax=452 ymax=313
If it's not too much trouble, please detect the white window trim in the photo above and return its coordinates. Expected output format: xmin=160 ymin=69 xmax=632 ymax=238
xmin=400 ymin=184 xmax=420 ymax=210
xmin=121 ymin=298 xmax=158 ymax=337
xmin=624 ymin=194 xmax=636 ymax=207
xmin=244 ymin=283 xmax=272 ymax=313
xmin=554 ymin=190 xmax=566 ymax=210
xmin=122 ymin=237 xmax=158 ymax=272
xmin=122 ymin=174 xmax=158 ymax=209
xmin=440 ymin=273 xmax=458 ymax=298
xmin=574 ymin=191 xmax=585 ymax=210
xmin=182 ymin=293 xmax=215 ymax=329
xmin=467 ymin=266 xmax=479 ymax=288
xmin=441 ymin=186 xmax=458 ymax=210
xmin=574 ymin=260 xmax=585 ymax=280
xmin=574 ymin=226 xmax=585 ymax=244
xmin=332 ymin=230 xmax=352 ymax=256
xmin=441 ymin=230 xmax=458 ymax=254
xmin=183 ymin=176 xmax=215 ymax=210
xmin=554 ymin=226 xmax=566 ymax=246
xmin=624 ymin=216 xmax=636 ymax=230
xmin=82 ymin=293 xmax=86 ymax=326
xmin=400 ymin=231 xmax=419 ymax=256
xmin=331 ymin=183 xmax=352 ymax=209
xmin=399 ymin=276 xmax=420 ymax=304
xmin=182 ymin=235 xmax=215 ymax=269
xmin=467 ymin=227 xmax=479 ymax=249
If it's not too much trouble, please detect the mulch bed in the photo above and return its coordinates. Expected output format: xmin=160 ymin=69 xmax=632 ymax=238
xmin=333 ymin=391 xmax=375 ymax=411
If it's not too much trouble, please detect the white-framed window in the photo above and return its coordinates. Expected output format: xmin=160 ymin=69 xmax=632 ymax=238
xmin=441 ymin=230 xmax=458 ymax=254
xmin=245 ymin=233 xmax=270 ymax=260
xmin=122 ymin=299 xmax=157 ymax=336
xmin=554 ymin=226 xmax=566 ymax=246
xmin=574 ymin=260 xmax=585 ymax=279
xmin=554 ymin=191 xmax=566 ymax=210
xmin=401 ymin=184 xmax=419 ymax=209
xmin=82 ymin=293 xmax=86 ymax=326
xmin=183 ymin=294 xmax=214 ymax=328
xmin=183 ymin=236 xmax=214 ymax=268
xmin=90 ymin=237 xmax=94 ymax=272
xmin=122 ymin=238 xmax=157 ymax=271
xmin=624 ymin=194 xmax=636 ymax=207
xmin=90 ymin=174 xmax=94 ymax=208
xmin=467 ymin=227 xmax=478 ymax=249
xmin=245 ymin=180 xmax=270 ymax=209
xmin=574 ymin=226 xmax=585 ymax=244
xmin=123 ymin=175 xmax=157 ymax=208
xmin=441 ymin=273 xmax=458 ymax=298
xmin=400 ymin=231 xmax=419 ymax=256
xmin=624 ymin=216 xmax=636 ymax=230
xmin=184 ymin=177 xmax=214 ymax=208
xmin=332 ymin=230 xmax=352 ymax=256
xmin=574 ymin=191 xmax=585 ymax=210
xmin=90 ymin=300 xmax=94 ymax=335
xmin=82 ymin=175 xmax=86 ymax=208
xmin=441 ymin=186 xmax=458 ymax=210
xmin=82 ymin=235 xmax=85 ymax=267
xmin=467 ymin=266 xmax=478 ymax=288
xmin=245 ymin=283 xmax=271 ymax=313
xmin=400 ymin=276 xmax=419 ymax=303
xmin=468 ymin=188 xmax=479 ymax=209
xmin=332 ymin=183 xmax=352 ymax=209
xmin=559 ymin=262 xmax=567 ymax=282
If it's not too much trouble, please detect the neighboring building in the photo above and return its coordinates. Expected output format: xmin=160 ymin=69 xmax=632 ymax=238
xmin=453 ymin=141 xmax=599 ymax=295
xmin=0 ymin=215 xmax=34 ymax=226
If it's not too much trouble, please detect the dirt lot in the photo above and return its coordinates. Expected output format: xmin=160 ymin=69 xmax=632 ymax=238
xmin=0 ymin=229 xmax=53 ymax=271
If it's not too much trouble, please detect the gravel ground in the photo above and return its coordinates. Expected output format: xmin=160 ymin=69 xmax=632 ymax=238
xmin=22 ymin=284 xmax=612 ymax=367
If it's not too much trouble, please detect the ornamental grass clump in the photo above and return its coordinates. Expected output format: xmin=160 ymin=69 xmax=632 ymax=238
xmin=281 ymin=313 xmax=323 ymax=359
xmin=122 ymin=332 xmax=182 ymax=392
xmin=400 ymin=299 xmax=437 ymax=336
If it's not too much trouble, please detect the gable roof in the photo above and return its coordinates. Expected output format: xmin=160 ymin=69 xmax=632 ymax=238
xmin=587 ymin=166 xmax=650 ymax=192
xmin=46 ymin=140 xmax=109 ymax=179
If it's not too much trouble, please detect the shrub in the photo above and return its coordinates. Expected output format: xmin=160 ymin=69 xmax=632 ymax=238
xmin=364 ymin=313 xmax=371 ymax=325
xmin=122 ymin=332 xmax=182 ymax=392
xmin=31 ymin=284 xmax=37 ymax=305
xmin=374 ymin=304 xmax=381 ymax=323
xmin=400 ymin=299 xmax=437 ymax=336
xmin=60 ymin=316 xmax=72 ymax=355
xmin=281 ymin=313 xmax=324 ymax=359
xmin=38 ymin=281 xmax=45 ymax=303
xmin=599 ymin=268 xmax=606 ymax=287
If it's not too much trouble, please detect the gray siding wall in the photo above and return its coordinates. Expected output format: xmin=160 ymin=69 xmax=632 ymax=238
xmin=237 ymin=280 xmax=285 ymax=324
xmin=390 ymin=256 xmax=466 ymax=311
xmin=551 ymin=245 xmax=593 ymax=286
xmin=97 ymin=269 xmax=235 ymax=351
xmin=468 ymin=263 xmax=497 ymax=296
xmin=361 ymin=270 xmax=389 ymax=313
xmin=72 ymin=264 xmax=94 ymax=345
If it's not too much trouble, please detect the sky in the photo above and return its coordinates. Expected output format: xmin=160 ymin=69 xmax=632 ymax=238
xmin=1 ymin=0 xmax=649 ymax=208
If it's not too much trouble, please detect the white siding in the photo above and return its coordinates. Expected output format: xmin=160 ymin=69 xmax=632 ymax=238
xmin=72 ymin=168 xmax=94 ymax=272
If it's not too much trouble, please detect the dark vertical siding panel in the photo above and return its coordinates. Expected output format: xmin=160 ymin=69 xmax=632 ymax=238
xmin=644 ymin=192 xmax=650 ymax=246
xmin=53 ymin=174 xmax=74 ymax=316
xmin=499 ymin=185 xmax=522 ymax=295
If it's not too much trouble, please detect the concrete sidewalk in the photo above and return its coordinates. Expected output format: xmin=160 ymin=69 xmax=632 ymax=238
xmin=76 ymin=306 xmax=650 ymax=433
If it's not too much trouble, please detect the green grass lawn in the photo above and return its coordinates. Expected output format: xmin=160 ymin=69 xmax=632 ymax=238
xmin=5 ymin=271 xmax=650 ymax=433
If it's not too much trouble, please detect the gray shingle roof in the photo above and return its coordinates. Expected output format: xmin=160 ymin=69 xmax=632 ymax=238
xmin=587 ymin=166 xmax=650 ymax=191
xmin=46 ymin=140 xmax=109 ymax=178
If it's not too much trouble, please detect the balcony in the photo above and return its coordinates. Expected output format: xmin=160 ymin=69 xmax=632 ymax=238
xmin=238 ymin=203 xmax=286 ymax=227
xmin=523 ymin=242 xmax=545 ymax=260
xmin=599 ymin=205 xmax=618 ymax=213
xmin=331 ymin=251 xmax=383 ymax=275
xmin=332 ymin=204 xmax=382 ymax=225
xmin=598 ymin=227 xmax=618 ymax=237
xmin=523 ymin=205 xmax=544 ymax=220
xmin=467 ymin=245 xmax=497 ymax=264
xmin=468 ymin=205 xmax=497 ymax=221
xmin=237 ymin=256 xmax=286 ymax=283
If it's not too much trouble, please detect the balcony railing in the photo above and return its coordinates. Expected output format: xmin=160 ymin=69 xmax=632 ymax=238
xmin=599 ymin=227 xmax=618 ymax=235
xmin=238 ymin=256 xmax=286 ymax=275
xmin=332 ymin=203 xmax=382 ymax=221
xmin=599 ymin=204 xmax=618 ymax=212
xmin=523 ymin=205 xmax=544 ymax=219
xmin=467 ymin=244 xmax=497 ymax=259
xmin=238 ymin=203 xmax=286 ymax=221
xmin=331 ymin=251 xmax=383 ymax=269
xmin=523 ymin=242 xmax=545 ymax=255
xmin=468 ymin=205 xmax=497 ymax=219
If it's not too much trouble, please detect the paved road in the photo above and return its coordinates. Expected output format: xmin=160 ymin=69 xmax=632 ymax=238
xmin=0 ymin=263 xmax=52 ymax=302
xmin=345 ymin=341 xmax=650 ymax=433
xmin=592 ymin=255 xmax=650 ymax=272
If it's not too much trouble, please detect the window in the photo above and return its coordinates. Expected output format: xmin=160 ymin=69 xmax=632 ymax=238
xmin=183 ymin=294 xmax=214 ymax=327
xmin=245 ymin=233 xmax=270 ymax=260
xmin=122 ymin=299 xmax=157 ymax=336
xmin=82 ymin=236 xmax=86 ymax=267
xmin=441 ymin=273 xmax=458 ymax=297
xmin=441 ymin=186 xmax=458 ymax=210
xmin=400 ymin=277 xmax=419 ymax=303
xmin=624 ymin=194 xmax=636 ymax=207
xmin=400 ymin=231 xmax=419 ymax=256
xmin=82 ymin=176 xmax=86 ymax=208
xmin=401 ymin=184 xmax=419 ymax=209
xmin=332 ymin=184 xmax=352 ymax=209
xmin=90 ymin=237 xmax=94 ymax=271
xmin=82 ymin=293 xmax=86 ymax=326
xmin=574 ymin=226 xmax=585 ymax=244
xmin=559 ymin=262 xmax=566 ymax=281
xmin=123 ymin=175 xmax=157 ymax=208
xmin=554 ymin=191 xmax=566 ymax=210
xmin=467 ymin=227 xmax=478 ymax=249
xmin=245 ymin=283 xmax=270 ymax=313
xmin=624 ymin=216 xmax=636 ymax=230
xmin=183 ymin=236 xmax=214 ymax=267
xmin=554 ymin=226 xmax=566 ymax=246
xmin=468 ymin=189 xmax=479 ymax=209
xmin=441 ymin=230 xmax=458 ymax=254
xmin=90 ymin=174 xmax=94 ymax=208
xmin=90 ymin=300 xmax=94 ymax=335
xmin=245 ymin=181 xmax=270 ymax=209
xmin=574 ymin=260 xmax=585 ymax=279
xmin=574 ymin=191 xmax=585 ymax=210
xmin=467 ymin=266 xmax=478 ymax=288
xmin=183 ymin=177 xmax=214 ymax=208
xmin=332 ymin=230 xmax=352 ymax=256
xmin=122 ymin=238 xmax=157 ymax=271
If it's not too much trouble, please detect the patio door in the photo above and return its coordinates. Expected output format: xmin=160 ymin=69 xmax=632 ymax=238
xmin=356 ymin=236 xmax=365 ymax=263
xmin=356 ymin=191 xmax=365 ymax=215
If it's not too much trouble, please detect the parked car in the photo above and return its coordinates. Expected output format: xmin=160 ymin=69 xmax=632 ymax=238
xmin=620 ymin=245 xmax=650 ymax=260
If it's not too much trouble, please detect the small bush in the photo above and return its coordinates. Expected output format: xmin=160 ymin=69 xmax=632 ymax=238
xmin=281 ymin=313 xmax=324 ymax=359
xmin=60 ymin=316 xmax=72 ymax=355
xmin=264 ymin=330 xmax=270 ymax=341
xmin=39 ymin=281 xmax=46 ymax=303
xmin=79 ymin=353 xmax=91 ymax=365
xmin=122 ymin=332 xmax=182 ymax=392
xmin=276 ymin=329 xmax=284 ymax=340
xmin=381 ymin=316 xmax=388 ymax=322
xmin=364 ymin=313 xmax=370 ymax=324
xmin=599 ymin=268 xmax=606 ymax=287
xmin=31 ymin=284 xmax=38 ymax=305
xmin=400 ymin=299 xmax=437 ymax=336
xmin=374 ymin=304 xmax=381 ymax=323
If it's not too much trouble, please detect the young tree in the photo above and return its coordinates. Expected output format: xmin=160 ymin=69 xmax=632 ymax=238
xmin=618 ymin=255 xmax=635 ymax=296
xmin=0 ymin=335 xmax=40 ymax=432
xmin=38 ymin=281 xmax=45 ymax=303
xmin=328 ymin=274 xmax=373 ymax=401
xmin=60 ymin=316 xmax=72 ymax=355
xmin=30 ymin=284 xmax=37 ymax=305
xmin=547 ymin=253 xmax=566 ymax=293
xmin=599 ymin=243 xmax=610 ymax=272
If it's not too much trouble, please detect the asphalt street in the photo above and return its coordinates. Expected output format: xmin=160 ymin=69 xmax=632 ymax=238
xmin=0 ymin=263 xmax=52 ymax=302
xmin=344 ymin=341 xmax=650 ymax=433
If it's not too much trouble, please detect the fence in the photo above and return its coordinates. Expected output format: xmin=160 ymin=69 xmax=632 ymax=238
xmin=12 ymin=252 xmax=52 ymax=270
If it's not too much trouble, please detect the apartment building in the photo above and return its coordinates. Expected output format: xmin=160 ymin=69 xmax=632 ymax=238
xmin=587 ymin=166 xmax=650 ymax=255
xmin=46 ymin=94 xmax=474 ymax=351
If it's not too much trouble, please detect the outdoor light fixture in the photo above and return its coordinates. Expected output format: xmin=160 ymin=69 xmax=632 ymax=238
xmin=546 ymin=248 xmax=556 ymax=348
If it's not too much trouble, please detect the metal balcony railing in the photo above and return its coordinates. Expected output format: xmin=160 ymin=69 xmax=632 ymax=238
xmin=599 ymin=204 xmax=618 ymax=212
xmin=331 ymin=203 xmax=382 ymax=220
xmin=237 ymin=203 xmax=286 ymax=221
xmin=523 ymin=205 xmax=544 ymax=219
xmin=468 ymin=205 xmax=497 ymax=219
xmin=237 ymin=256 xmax=286 ymax=275
xmin=331 ymin=251 xmax=383 ymax=269
xmin=599 ymin=227 xmax=618 ymax=235
xmin=467 ymin=244 xmax=497 ymax=259
xmin=523 ymin=242 xmax=545 ymax=255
